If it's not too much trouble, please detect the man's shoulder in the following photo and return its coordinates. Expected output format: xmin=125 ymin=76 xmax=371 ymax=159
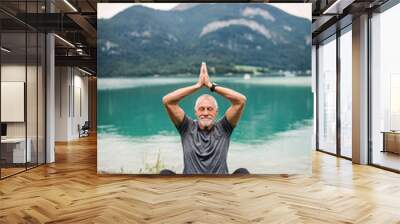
xmin=216 ymin=116 xmax=234 ymax=135
xmin=184 ymin=114 xmax=196 ymax=125
xmin=176 ymin=114 xmax=196 ymax=135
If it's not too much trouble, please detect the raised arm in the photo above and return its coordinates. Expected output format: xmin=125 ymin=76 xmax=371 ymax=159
xmin=203 ymin=66 xmax=246 ymax=127
xmin=162 ymin=84 xmax=201 ymax=126
xmin=162 ymin=63 xmax=207 ymax=126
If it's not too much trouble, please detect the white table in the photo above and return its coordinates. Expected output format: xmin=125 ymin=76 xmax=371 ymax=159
xmin=1 ymin=138 xmax=31 ymax=163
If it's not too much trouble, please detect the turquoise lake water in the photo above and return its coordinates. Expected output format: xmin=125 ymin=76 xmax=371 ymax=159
xmin=97 ymin=77 xmax=314 ymax=174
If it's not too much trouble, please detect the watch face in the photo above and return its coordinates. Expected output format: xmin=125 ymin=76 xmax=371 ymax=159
xmin=210 ymin=84 xmax=216 ymax=92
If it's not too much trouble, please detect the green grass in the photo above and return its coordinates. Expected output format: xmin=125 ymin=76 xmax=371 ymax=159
xmin=140 ymin=149 xmax=166 ymax=174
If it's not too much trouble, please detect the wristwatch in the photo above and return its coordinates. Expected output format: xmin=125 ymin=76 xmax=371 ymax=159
xmin=210 ymin=82 xmax=218 ymax=92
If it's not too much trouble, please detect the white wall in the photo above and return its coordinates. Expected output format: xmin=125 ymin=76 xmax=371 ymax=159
xmin=55 ymin=66 xmax=89 ymax=141
xmin=55 ymin=66 xmax=69 ymax=141
xmin=1 ymin=65 xmax=40 ymax=138
xmin=72 ymin=72 xmax=89 ymax=138
xmin=1 ymin=82 xmax=25 ymax=122
xmin=1 ymin=65 xmax=26 ymax=130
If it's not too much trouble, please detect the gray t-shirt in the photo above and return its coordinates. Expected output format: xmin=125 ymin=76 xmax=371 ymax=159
xmin=176 ymin=114 xmax=234 ymax=174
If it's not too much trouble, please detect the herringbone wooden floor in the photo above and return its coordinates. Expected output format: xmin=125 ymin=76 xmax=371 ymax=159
xmin=1 ymin=134 xmax=400 ymax=224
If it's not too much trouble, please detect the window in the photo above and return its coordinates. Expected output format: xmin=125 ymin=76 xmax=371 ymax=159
xmin=0 ymin=1 xmax=46 ymax=179
xmin=318 ymin=35 xmax=337 ymax=154
xmin=371 ymin=3 xmax=400 ymax=171
xmin=339 ymin=26 xmax=352 ymax=158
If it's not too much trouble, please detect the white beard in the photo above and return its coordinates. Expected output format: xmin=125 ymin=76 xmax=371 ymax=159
xmin=199 ymin=118 xmax=215 ymax=130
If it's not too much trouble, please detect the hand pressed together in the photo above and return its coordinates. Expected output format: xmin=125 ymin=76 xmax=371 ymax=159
xmin=196 ymin=62 xmax=212 ymax=89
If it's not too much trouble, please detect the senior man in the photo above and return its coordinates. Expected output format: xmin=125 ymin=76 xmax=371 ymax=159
xmin=161 ymin=62 xmax=248 ymax=175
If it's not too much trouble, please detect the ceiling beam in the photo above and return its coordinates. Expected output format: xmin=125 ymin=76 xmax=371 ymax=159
xmin=55 ymin=55 xmax=96 ymax=72
xmin=67 ymin=13 xmax=97 ymax=40
xmin=14 ymin=13 xmax=82 ymax=32
xmin=323 ymin=0 xmax=356 ymax=14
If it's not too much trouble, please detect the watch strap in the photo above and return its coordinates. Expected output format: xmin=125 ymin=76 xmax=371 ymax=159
xmin=210 ymin=83 xmax=217 ymax=92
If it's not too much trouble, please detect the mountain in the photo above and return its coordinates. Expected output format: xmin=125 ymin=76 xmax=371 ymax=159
xmin=171 ymin=3 xmax=202 ymax=11
xmin=98 ymin=3 xmax=311 ymax=77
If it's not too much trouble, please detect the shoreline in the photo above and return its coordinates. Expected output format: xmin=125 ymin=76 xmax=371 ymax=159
xmin=98 ymin=76 xmax=312 ymax=90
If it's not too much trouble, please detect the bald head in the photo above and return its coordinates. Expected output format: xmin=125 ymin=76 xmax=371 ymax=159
xmin=194 ymin=94 xmax=218 ymax=111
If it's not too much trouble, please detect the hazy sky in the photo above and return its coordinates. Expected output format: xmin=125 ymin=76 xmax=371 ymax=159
xmin=97 ymin=3 xmax=311 ymax=20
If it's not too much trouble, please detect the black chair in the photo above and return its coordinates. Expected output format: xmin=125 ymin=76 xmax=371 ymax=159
xmin=79 ymin=121 xmax=90 ymax=138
